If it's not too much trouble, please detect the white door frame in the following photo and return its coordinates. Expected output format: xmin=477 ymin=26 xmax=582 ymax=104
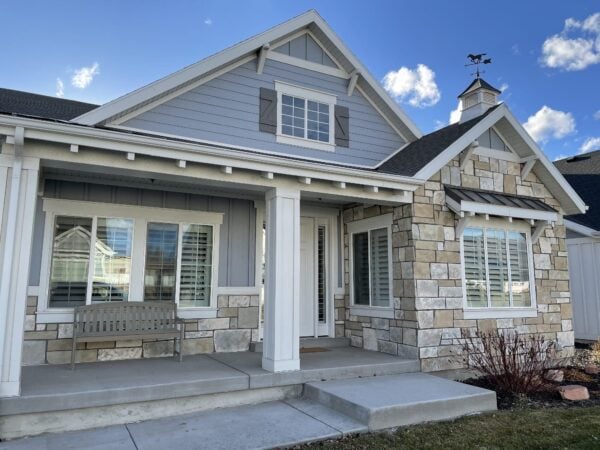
xmin=301 ymin=205 xmax=339 ymax=338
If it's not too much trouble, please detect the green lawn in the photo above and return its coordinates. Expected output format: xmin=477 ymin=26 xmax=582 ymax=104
xmin=304 ymin=407 xmax=600 ymax=449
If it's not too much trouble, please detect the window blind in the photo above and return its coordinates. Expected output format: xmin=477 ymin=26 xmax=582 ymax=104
xmin=370 ymin=227 xmax=390 ymax=307
xmin=144 ymin=223 xmax=178 ymax=302
xmin=353 ymin=232 xmax=370 ymax=305
xmin=317 ymin=225 xmax=326 ymax=322
xmin=179 ymin=224 xmax=213 ymax=308
xmin=463 ymin=228 xmax=487 ymax=307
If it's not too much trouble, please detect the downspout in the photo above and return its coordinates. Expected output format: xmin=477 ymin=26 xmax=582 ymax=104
xmin=0 ymin=126 xmax=24 ymax=382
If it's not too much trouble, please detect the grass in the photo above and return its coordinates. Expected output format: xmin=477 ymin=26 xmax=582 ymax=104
xmin=303 ymin=406 xmax=600 ymax=449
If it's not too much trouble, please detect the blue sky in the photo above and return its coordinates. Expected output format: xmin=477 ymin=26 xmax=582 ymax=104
xmin=2 ymin=1 xmax=599 ymax=160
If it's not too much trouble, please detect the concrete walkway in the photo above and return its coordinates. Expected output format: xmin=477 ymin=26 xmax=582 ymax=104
xmin=0 ymin=400 xmax=366 ymax=450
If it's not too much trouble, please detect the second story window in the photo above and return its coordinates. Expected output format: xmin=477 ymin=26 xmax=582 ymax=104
xmin=275 ymin=81 xmax=336 ymax=152
xmin=281 ymin=95 xmax=330 ymax=143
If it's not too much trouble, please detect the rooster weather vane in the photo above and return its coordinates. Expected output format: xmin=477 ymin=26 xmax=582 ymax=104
xmin=465 ymin=53 xmax=492 ymax=78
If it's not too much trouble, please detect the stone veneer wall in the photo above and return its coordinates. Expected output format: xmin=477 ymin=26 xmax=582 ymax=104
xmin=22 ymin=295 xmax=260 ymax=365
xmin=343 ymin=153 xmax=574 ymax=371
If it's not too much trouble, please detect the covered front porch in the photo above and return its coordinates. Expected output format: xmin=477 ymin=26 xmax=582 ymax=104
xmin=0 ymin=127 xmax=418 ymax=397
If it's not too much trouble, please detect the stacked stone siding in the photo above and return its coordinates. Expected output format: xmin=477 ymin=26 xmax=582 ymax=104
xmin=22 ymin=295 xmax=260 ymax=365
xmin=343 ymin=152 xmax=574 ymax=371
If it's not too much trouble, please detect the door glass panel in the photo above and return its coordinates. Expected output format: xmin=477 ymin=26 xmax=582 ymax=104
xmin=317 ymin=225 xmax=326 ymax=322
xmin=370 ymin=227 xmax=390 ymax=307
xmin=144 ymin=223 xmax=178 ymax=302
xmin=92 ymin=218 xmax=133 ymax=302
xmin=49 ymin=216 xmax=92 ymax=308
xmin=352 ymin=232 xmax=370 ymax=305
xmin=179 ymin=224 xmax=213 ymax=308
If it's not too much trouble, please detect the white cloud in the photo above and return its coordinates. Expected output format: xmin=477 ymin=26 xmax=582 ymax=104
xmin=204 ymin=18 xmax=212 ymax=25
xmin=511 ymin=44 xmax=520 ymax=55
xmin=449 ymin=102 xmax=461 ymax=124
xmin=55 ymin=78 xmax=64 ymax=98
xmin=523 ymin=106 xmax=576 ymax=143
xmin=580 ymin=137 xmax=600 ymax=153
xmin=594 ymin=110 xmax=600 ymax=120
xmin=499 ymin=83 xmax=509 ymax=92
xmin=382 ymin=64 xmax=441 ymax=108
xmin=541 ymin=12 xmax=600 ymax=71
xmin=71 ymin=62 xmax=100 ymax=89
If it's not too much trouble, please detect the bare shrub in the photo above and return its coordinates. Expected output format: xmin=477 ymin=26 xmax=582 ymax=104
xmin=589 ymin=339 xmax=600 ymax=365
xmin=461 ymin=329 xmax=557 ymax=394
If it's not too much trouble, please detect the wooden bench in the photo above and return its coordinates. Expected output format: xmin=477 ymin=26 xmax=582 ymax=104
xmin=71 ymin=302 xmax=184 ymax=369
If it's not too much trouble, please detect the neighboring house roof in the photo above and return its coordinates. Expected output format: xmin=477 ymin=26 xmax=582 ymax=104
xmin=555 ymin=150 xmax=600 ymax=231
xmin=71 ymin=10 xmax=422 ymax=141
xmin=445 ymin=185 xmax=557 ymax=213
xmin=377 ymin=105 xmax=500 ymax=177
xmin=0 ymin=88 xmax=98 ymax=121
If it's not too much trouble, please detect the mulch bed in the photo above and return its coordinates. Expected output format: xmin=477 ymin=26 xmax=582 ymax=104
xmin=463 ymin=366 xmax=600 ymax=410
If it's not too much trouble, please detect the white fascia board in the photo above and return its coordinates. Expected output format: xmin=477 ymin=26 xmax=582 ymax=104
xmin=501 ymin=107 xmax=587 ymax=215
xmin=73 ymin=10 xmax=323 ymax=125
xmin=73 ymin=10 xmax=422 ymax=143
xmin=0 ymin=115 xmax=421 ymax=191
xmin=565 ymin=219 xmax=600 ymax=237
xmin=415 ymin=103 xmax=586 ymax=215
xmin=309 ymin=13 xmax=421 ymax=139
xmin=414 ymin=105 xmax=505 ymax=181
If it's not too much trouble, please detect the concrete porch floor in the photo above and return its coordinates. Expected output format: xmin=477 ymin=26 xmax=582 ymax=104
xmin=1 ymin=347 xmax=420 ymax=416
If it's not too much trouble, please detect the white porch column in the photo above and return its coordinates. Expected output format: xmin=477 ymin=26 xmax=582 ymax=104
xmin=262 ymin=187 xmax=301 ymax=372
xmin=0 ymin=150 xmax=40 ymax=397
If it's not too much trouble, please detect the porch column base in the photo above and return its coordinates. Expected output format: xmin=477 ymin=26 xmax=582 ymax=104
xmin=261 ymin=356 xmax=300 ymax=372
xmin=0 ymin=380 xmax=20 ymax=397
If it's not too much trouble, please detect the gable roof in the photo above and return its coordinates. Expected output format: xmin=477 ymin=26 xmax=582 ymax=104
xmin=458 ymin=78 xmax=501 ymax=97
xmin=555 ymin=150 xmax=600 ymax=230
xmin=0 ymin=88 xmax=97 ymax=121
xmin=72 ymin=10 xmax=422 ymax=142
xmin=377 ymin=102 xmax=585 ymax=215
xmin=377 ymin=105 xmax=500 ymax=176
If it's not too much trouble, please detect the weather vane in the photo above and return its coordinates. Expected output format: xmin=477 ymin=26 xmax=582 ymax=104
xmin=465 ymin=53 xmax=492 ymax=79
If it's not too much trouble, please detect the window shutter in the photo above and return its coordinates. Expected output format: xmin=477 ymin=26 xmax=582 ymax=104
xmin=369 ymin=227 xmax=390 ymax=307
xmin=334 ymin=105 xmax=349 ymax=147
xmin=259 ymin=88 xmax=277 ymax=134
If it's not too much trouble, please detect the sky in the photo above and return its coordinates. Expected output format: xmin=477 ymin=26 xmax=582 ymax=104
xmin=1 ymin=0 xmax=599 ymax=160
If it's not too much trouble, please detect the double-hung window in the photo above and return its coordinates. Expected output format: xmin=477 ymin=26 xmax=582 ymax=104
xmin=348 ymin=214 xmax=393 ymax=313
xmin=461 ymin=219 xmax=536 ymax=318
xmin=275 ymin=81 xmax=336 ymax=152
xmin=41 ymin=200 xmax=222 ymax=318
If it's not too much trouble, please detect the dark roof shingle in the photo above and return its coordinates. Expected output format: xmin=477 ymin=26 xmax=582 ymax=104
xmin=0 ymin=88 xmax=98 ymax=121
xmin=377 ymin=104 xmax=500 ymax=177
xmin=555 ymin=150 xmax=600 ymax=230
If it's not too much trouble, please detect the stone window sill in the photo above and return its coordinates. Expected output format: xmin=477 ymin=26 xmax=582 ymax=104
xmin=349 ymin=306 xmax=395 ymax=319
xmin=463 ymin=308 xmax=537 ymax=320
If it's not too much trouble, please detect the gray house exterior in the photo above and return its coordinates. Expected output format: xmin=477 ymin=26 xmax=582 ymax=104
xmin=0 ymin=10 xmax=585 ymax=402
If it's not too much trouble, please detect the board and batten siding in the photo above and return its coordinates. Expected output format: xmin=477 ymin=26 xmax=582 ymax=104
xmin=122 ymin=58 xmax=405 ymax=167
xmin=567 ymin=238 xmax=600 ymax=341
xmin=28 ymin=180 xmax=256 ymax=289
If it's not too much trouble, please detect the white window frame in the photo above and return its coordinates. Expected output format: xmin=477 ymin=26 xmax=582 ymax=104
xmin=460 ymin=217 xmax=537 ymax=319
xmin=348 ymin=214 xmax=394 ymax=318
xmin=274 ymin=81 xmax=337 ymax=152
xmin=37 ymin=199 xmax=223 ymax=322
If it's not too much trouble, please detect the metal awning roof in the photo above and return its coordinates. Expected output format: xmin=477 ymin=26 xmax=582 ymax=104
xmin=444 ymin=185 xmax=558 ymax=225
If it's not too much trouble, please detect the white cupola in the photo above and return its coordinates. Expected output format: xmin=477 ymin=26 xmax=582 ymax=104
xmin=457 ymin=78 xmax=501 ymax=123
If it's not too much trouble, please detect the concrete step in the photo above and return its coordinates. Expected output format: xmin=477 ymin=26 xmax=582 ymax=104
xmin=250 ymin=337 xmax=350 ymax=352
xmin=304 ymin=373 xmax=497 ymax=431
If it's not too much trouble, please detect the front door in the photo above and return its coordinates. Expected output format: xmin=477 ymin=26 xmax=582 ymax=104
xmin=300 ymin=217 xmax=328 ymax=337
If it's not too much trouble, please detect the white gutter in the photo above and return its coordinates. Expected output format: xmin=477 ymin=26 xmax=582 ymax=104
xmin=0 ymin=115 xmax=425 ymax=191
